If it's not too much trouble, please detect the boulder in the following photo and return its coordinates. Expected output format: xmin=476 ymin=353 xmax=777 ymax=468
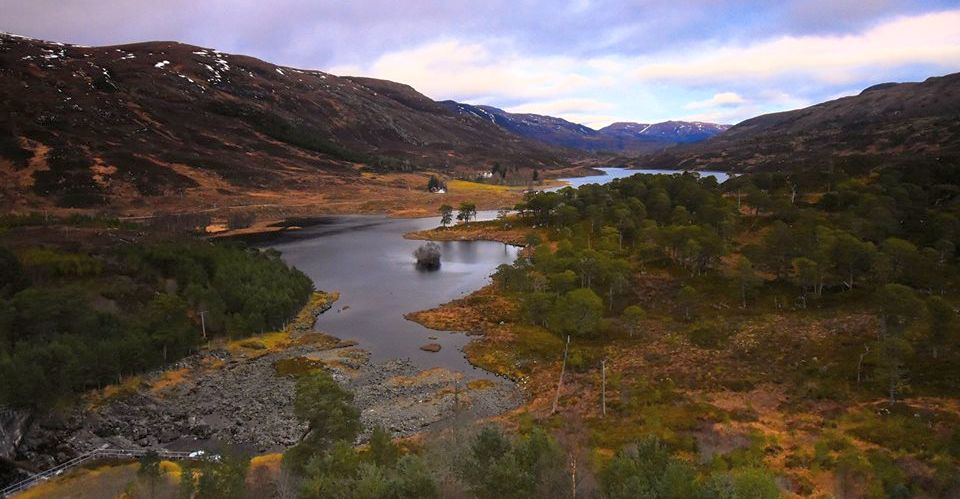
xmin=0 ymin=408 xmax=31 ymax=460
xmin=419 ymin=343 xmax=442 ymax=353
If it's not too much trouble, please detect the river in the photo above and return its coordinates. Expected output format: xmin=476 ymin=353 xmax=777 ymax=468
xmin=269 ymin=166 xmax=731 ymax=379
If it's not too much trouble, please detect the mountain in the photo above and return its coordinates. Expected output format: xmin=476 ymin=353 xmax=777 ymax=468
xmin=440 ymin=102 xmax=597 ymax=150
xmin=599 ymin=121 xmax=730 ymax=144
xmin=634 ymin=73 xmax=960 ymax=174
xmin=441 ymin=102 xmax=728 ymax=154
xmin=0 ymin=33 xmax=569 ymax=210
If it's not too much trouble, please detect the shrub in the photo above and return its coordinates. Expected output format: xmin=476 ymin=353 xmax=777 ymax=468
xmin=686 ymin=320 xmax=733 ymax=349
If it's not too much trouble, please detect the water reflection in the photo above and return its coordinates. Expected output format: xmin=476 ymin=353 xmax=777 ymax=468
xmin=268 ymin=214 xmax=518 ymax=378
xmin=550 ymin=167 xmax=731 ymax=191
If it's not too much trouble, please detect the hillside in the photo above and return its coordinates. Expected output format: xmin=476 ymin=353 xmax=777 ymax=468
xmin=441 ymin=102 xmax=728 ymax=154
xmin=634 ymin=73 xmax=960 ymax=173
xmin=599 ymin=121 xmax=730 ymax=144
xmin=0 ymin=33 xmax=570 ymax=213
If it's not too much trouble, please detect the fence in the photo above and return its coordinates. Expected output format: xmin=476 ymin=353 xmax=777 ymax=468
xmin=1 ymin=446 xmax=215 ymax=497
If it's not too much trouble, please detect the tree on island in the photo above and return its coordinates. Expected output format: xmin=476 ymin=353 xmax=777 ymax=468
xmin=439 ymin=204 xmax=453 ymax=227
xmin=457 ymin=202 xmax=477 ymax=224
xmin=414 ymin=242 xmax=442 ymax=270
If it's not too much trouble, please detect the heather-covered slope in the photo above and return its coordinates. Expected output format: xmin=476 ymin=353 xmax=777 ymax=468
xmin=635 ymin=73 xmax=960 ymax=173
xmin=0 ymin=33 xmax=569 ymax=211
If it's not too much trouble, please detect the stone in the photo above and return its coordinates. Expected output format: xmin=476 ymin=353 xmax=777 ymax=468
xmin=419 ymin=343 xmax=442 ymax=353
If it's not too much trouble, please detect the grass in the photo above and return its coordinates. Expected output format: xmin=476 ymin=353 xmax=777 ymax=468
xmin=17 ymin=461 xmax=180 ymax=499
xmin=86 ymin=376 xmax=143 ymax=409
xmin=272 ymin=357 xmax=326 ymax=377
xmin=447 ymin=179 xmax=513 ymax=192
xmin=840 ymin=403 xmax=959 ymax=455
xmin=388 ymin=367 xmax=461 ymax=387
xmin=225 ymin=290 xmax=340 ymax=356
xmin=465 ymin=324 xmax=564 ymax=381
xmin=149 ymin=367 xmax=191 ymax=395
xmin=467 ymin=379 xmax=496 ymax=390
xmin=405 ymin=218 xmax=544 ymax=246
xmin=226 ymin=330 xmax=291 ymax=357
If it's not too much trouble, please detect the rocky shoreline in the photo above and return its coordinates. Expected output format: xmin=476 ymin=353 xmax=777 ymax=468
xmin=1 ymin=292 xmax=521 ymax=486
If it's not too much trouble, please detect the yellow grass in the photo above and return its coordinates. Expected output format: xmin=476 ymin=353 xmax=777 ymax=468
xmin=447 ymin=179 xmax=513 ymax=192
xmin=224 ymin=291 xmax=339 ymax=356
xmin=226 ymin=330 xmax=291 ymax=355
xmin=388 ymin=367 xmax=462 ymax=387
xmin=467 ymin=379 xmax=496 ymax=390
xmin=17 ymin=461 xmax=180 ymax=499
xmin=149 ymin=368 xmax=191 ymax=395
xmin=85 ymin=376 xmax=142 ymax=409
xmin=249 ymin=453 xmax=283 ymax=469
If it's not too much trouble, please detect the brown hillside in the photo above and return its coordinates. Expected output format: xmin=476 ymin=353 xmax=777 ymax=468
xmin=0 ymin=33 xmax=571 ymax=212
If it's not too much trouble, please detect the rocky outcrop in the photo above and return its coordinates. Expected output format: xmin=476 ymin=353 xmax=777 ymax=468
xmin=11 ymin=343 xmax=519 ymax=471
xmin=0 ymin=409 xmax=30 ymax=461
xmin=2 ymin=289 xmax=520 ymax=486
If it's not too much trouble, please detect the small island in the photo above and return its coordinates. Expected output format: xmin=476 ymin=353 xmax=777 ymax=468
xmin=413 ymin=242 xmax=442 ymax=269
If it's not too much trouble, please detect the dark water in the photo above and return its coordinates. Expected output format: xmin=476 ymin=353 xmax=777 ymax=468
xmin=267 ymin=213 xmax=518 ymax=379
xmin=550 ymin=167 xmax=731 ymax=190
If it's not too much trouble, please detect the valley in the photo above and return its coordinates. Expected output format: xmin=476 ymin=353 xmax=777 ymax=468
xmin=1 ymin=14 xmax=959 ymax=498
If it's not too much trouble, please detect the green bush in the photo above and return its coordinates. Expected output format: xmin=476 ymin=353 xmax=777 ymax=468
xmin=686 ymin=320 xmax=733 ymax=349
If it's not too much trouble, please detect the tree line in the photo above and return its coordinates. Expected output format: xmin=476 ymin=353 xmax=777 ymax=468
xmin=0 ymin=240 xmax=313 ymax=409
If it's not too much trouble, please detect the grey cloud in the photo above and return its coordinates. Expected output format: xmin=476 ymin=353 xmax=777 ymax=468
xmin=0 ymin=0 xmax=953 ymax=70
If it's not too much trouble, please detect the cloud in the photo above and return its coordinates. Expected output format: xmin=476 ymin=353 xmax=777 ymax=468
xmin=630 ymin=10 xmax=960 ymax=85
xmin=329 ymin=39 xmax=605 ymax=103
xmin=506 ymin=98 xmax=614 ymax=116
xmin=681 ymin=91 xmax=811 ymax=124
xmin=686 ymin=92 xmax=747 ymax=109
xmin=2 ymin=1 xmax=957 ymax=127
xmin=329 ymin=8 xmax=960 ymax=127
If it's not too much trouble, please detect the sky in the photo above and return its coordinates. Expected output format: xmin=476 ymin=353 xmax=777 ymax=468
xmin=3 ymin=0 xmax=960 ymax=128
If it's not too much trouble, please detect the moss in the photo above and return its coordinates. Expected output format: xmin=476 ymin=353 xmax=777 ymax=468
xmin=238 ymin=339 xmax=267 ymax=350
xmin=464 ymin=324 xmax=563 ymax=380
xmin=292 ymin=332 xmax=340 ymax=348
xmin=273 ymin=357 xmax=326 ymax=378
xmin=842 ymin=405 xmax=944 ymax=454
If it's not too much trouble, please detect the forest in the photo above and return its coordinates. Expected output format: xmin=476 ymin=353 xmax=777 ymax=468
xmin=0 ymin=238 xmax=313 ymax=409
xmin=205 ymin=163 xmax=960 ymax=498
xmin=453 ymin=164 xmax=960 ymax=497
xmin=498 ymin=166 xmax=960 ymax=398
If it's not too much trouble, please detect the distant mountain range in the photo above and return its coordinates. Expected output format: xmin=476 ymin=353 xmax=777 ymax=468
xmin=441 ymin=102 xmax=729 ymax=153
xmin=633 ymin=73 xmax=960 ymax=174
